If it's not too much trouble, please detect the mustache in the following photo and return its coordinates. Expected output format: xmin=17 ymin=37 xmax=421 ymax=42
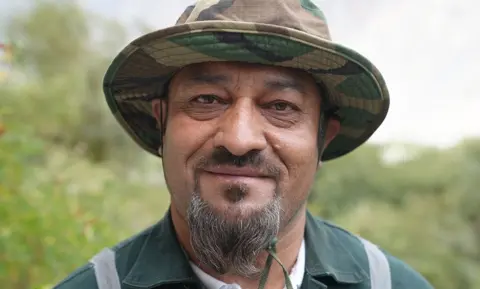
xmin=196 ymin=147 xmax=281 ymax=179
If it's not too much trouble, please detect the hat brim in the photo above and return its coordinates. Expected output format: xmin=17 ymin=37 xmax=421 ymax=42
xmin=103 ymin=21 xmax=389 ymax=161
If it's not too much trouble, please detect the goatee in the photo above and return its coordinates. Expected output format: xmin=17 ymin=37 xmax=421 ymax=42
xmin=187 ymin=184 xmax=282 ymax=278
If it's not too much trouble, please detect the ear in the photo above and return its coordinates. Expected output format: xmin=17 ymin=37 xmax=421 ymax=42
xmin=323 ymin=118 xmax=340 ymax=148
xmin=318 ymin=118 xmax=341 ymax=167
xmin=151 ymin=98 xmax=167 ymax=131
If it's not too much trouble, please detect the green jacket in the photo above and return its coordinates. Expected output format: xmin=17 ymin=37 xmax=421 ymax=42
xmin=53 ymin=210 xmax=433 ymax=289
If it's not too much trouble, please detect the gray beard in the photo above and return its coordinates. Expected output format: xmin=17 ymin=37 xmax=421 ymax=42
xmin=186 ymin=183 xmax=282 ymax=278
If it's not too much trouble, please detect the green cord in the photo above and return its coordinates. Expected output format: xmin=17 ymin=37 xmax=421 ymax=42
xmin=257 ymin=238 xmax=294 ymax=289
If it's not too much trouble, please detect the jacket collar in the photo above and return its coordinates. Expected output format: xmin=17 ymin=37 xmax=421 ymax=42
xmin=122 ymin=210 xmax=198 ymax=288
xmin=122 ymin=209 xmax=368 ymax=288
xmin=303 ymin=211 xmax=368 ymax=284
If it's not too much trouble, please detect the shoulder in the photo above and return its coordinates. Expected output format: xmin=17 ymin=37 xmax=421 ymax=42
xmin=320 ymin=219 xmax=433 ymax=289
xmin=52 ymin=224 xmax=156 ymax=289
xmin=382 ymin=250 xmax=434 ymax=289
xmin=52 ymin=264 xmax=97 ymax=289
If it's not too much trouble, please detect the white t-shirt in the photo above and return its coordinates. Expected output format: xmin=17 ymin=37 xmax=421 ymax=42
xmin=189 ymin=239 xmax=306 ymax=289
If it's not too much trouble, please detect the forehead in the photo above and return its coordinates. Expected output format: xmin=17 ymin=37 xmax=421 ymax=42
xmin=170 ymin=61 xmax=317 ymax=89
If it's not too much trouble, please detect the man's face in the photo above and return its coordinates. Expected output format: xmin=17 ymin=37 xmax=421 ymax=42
xmin=154 ymin=61 xmax=337 ymax=277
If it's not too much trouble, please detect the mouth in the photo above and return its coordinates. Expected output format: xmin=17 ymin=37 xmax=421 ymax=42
xmin=198 ymin=165 xmax=277 ymax=205
xmin=203 ymin=166 xmax=270 ymax=178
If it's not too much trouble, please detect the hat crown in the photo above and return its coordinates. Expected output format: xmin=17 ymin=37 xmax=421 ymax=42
xmin=175 ymin=0 xmax=331 ymax=40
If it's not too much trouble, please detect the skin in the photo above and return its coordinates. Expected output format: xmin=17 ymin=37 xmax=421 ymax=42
xmin=152 ymin=61 xmax=340 ymax=289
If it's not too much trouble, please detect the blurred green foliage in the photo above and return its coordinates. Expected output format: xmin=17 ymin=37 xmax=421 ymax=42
xmin=0 ymin=1 xmax=478 ymax=289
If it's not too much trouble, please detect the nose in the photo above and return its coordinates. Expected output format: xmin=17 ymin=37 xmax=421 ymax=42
xmin=213 ymin=98 xmax=268 ymax=156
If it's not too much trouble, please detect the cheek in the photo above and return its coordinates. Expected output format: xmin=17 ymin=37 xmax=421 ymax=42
xmin=162 ymin=115 xmax=216 ymax=207
xmin=273 ymin=129 xmax=318 ymax=201
xmin=164 ymin=112 xmax=210 ymax=162
xmin=287 ymin=146 xmax=318 ymax=199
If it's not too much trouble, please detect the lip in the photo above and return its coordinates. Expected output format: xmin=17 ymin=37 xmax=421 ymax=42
xmin=203 ymin=166 xmax=268 ymax=178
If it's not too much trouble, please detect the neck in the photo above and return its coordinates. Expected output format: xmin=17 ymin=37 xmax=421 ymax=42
xmin=171 ymin=203 xmax=307 ymax=289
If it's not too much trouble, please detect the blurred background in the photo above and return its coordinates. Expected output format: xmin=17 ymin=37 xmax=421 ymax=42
xmin=0 ymin=0 xmax=479 ymax=288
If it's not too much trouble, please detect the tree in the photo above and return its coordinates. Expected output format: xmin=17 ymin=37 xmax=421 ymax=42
xmin=309 ymin=138 xmax=480 ymax=288
xmin=0 ymin=2 xmax=169 ymax=288
xmin=4 ymin=0 xmax=143 ymax=165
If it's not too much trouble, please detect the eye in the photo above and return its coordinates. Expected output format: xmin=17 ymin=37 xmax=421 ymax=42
xmin=192 ymin=94 xmax=219 ymax=104
xmin=269 ymin=101 xmax=297 ymax=111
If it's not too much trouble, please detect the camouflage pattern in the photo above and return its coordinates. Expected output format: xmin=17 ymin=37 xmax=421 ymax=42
xmin=103 ymin=0 xmax=390 ymax=161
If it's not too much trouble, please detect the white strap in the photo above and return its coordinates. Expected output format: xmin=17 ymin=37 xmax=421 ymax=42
xmin=89 ymin=248 xmax=122 ymax=289
xmin=359 ymin=237 xmax=392 ymax=289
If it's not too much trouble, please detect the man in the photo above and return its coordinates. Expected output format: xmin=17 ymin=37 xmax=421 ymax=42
xmin=54 ymin=1 xmax=434 ymax=289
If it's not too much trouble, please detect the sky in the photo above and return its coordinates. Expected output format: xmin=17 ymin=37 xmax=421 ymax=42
xmin=2 ymin=0 xmax=479 ymax=148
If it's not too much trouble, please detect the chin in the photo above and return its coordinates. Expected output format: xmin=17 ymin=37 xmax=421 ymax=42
xmin=201 ymin=186 xmax=277 ymax=214
xmin=221 ymin=203 xmax=264 ymax=219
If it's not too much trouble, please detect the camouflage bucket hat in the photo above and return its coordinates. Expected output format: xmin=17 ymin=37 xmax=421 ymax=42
xmin=103 ymin=0 xmax=390 ymax=161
